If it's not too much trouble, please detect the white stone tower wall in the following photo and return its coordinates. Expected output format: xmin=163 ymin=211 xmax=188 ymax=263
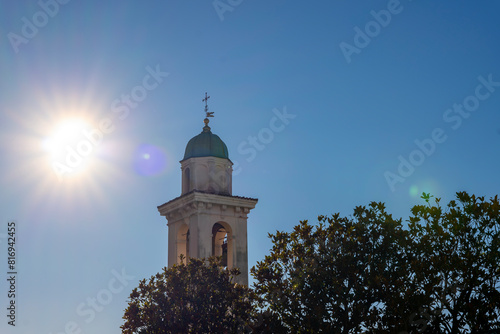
xmin=181 ymin=157 xmax=232 ymax=195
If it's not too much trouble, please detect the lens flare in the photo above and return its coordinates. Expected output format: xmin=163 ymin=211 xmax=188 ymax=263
xmin=133 ymin=144 xmax=168 ymax=176
xmin=409 ymin=185 xmax=419 ymax=198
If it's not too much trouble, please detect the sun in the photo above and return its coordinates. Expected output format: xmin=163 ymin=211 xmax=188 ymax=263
xmin=43 ymin=119 xmax=88 ymax=156
xmin=42 ymin=118 xmax=97 ymax=179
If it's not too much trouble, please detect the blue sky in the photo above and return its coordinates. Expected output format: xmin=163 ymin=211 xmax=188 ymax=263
xmin=1 ymin=1 xmax=499 ymax=332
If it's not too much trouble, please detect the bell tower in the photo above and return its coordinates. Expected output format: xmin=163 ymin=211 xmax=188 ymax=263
xmin=157 ymin=93 xmax=257 ymax=285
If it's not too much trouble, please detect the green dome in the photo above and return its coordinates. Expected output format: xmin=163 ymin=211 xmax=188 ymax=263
xmin=183 ymin=126 xmax=229 ymax=160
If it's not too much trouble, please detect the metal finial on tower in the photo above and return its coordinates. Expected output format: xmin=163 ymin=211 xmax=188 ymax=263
xmin=202 ymin=92 xmax=214 ymax=131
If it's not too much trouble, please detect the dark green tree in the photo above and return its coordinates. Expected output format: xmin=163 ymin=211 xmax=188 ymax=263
xmin=121 ymin=256 xmax=254 ymax=334
xmin=251 ymin=192 xmax=500 ymax=333
xmin=407 ymin=192 xmax=500 ymax=333
xmin=251 ymin=202 xmax=412 ymax=333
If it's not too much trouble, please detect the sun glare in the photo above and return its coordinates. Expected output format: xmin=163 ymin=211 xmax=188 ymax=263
xmin=43 ymin=119 xmax=89 ymax=156
xmin=42 ymin=118 xmax=98 ymax=179
xmin=0 ymin=81 xmax=137 ymax=214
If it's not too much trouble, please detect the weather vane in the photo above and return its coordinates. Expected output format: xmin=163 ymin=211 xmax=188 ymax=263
xmin=202 ymin=92 xmax=214 ymax=128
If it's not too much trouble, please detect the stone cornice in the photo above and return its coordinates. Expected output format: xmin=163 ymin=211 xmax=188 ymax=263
xmin=158 ymin=190 xmax=257 ymax=222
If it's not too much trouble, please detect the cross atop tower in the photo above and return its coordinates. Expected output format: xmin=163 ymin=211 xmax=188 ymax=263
xmin=202 ymin=92 xmax=210 ymax=112
xmin=202 ymin=92 xmax=214 ymax=121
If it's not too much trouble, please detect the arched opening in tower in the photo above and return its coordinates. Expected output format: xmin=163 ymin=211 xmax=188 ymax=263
xmin=212 ymin=223 xmax=228 ymax=267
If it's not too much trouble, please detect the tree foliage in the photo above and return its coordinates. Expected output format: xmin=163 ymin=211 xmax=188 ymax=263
xmin=251 ymin=202 xmax=411 ymax=333
xmin=121 ymin=256 xmax=253 ymax=333
xmin=406 ymin=192 xmax=500 ymax=332
xmin=251 ymin=192 xmax=500 ymax=333
xmin=122 ymin=192 xmax=500 ymax=333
